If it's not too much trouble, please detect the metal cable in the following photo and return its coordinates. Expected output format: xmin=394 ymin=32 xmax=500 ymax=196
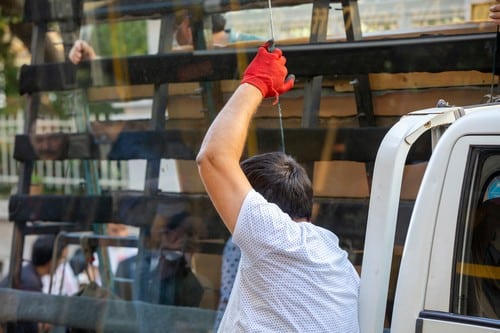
xmin=268 ymin=0 xmax=286 ymax=152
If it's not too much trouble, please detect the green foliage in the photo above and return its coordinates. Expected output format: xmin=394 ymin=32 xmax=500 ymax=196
xmin=0 ymin=9 xmax=16 ymax=62
xmin=48 ymin=91 xmax=123 ymax=119
xmin=89 ymin=102 xmax=124 ymax=120
xmin=91 ymin=20 xmax=148 ymax=57
xmin=0 ymin=8 xmax=22 ymax=114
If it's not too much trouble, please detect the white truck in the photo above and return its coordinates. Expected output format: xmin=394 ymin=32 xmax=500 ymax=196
xmin=360 ymin=103 xmax=500 ymax=332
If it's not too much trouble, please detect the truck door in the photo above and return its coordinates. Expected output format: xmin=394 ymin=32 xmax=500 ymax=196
xmin=418 ymin=137 xmax=500 ymax=332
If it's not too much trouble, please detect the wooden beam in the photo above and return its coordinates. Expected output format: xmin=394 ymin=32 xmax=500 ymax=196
xmin=9 ymin=193 xmax=415 ymax=248
xmin=19 ymin=33 xmax=498 ymax=94
xmin=14 ymin=127 xmax=412 ymax=163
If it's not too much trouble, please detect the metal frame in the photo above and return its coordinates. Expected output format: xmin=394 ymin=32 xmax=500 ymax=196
xmin=19 ymin=33 xmax=498 ymax=94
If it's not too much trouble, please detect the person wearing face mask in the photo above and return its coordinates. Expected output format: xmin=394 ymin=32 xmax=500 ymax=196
xmin=115 ymin=210 xmax=204 ymax=307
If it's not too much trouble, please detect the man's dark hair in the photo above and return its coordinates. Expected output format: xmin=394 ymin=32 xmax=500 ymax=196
xmin=31 ymin=234 xmax=56 ymax=266
xmin=241 ymin=151 xmax=313 ymax=220
xmin=211 ymin=14 xmax=226 ymax=33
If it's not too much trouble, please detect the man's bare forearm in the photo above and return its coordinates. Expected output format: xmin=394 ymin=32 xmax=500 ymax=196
xmin=197 ymin=42 xmax=294 ymax=233
xmin=196 ymin=84 xmax=261 ymax=232
xmin=198 ymin=83 xmax=262 ymax=166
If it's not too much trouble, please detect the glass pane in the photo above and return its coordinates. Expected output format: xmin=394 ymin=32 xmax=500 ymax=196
xmin=453 ymin=150 xmax=500 ymax=320
xmin=1 ymin=0 xmax=499 ymax=331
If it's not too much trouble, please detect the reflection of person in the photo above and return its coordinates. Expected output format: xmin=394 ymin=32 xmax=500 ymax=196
xmin=197 ymin=42 xmax=360 ymax=332
xmin=69 ymin=246 xmax=102 ymax=288
xmin=115 ymin=210 xmax=204 ymax=306
xmin=212 ymin=236 xmax=240 ymax=332
xmin=106 ymin=223 xmax=137 ymax=275
xmin=29 ymin=132 xmax=69 ymax=160
xmin=42 ymin=236 xmax=79 ymax=296
xmin=211 ymin=14 xmax=264 ymax=48
xmin=0 ymin=235 xmax=57 ymax=333
xmin=173 ymin=12 xmax=193 ymax=48
xmin=68 ymin=39 xmax=97 ymax=64
xmin=491 ymin=1 xmax=500 ymax=25
xmin=69 ymin=11 xmax=194 ymax=65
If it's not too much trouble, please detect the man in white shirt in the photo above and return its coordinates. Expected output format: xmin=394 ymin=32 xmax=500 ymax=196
xmin=196 ymin=41 xmax=360 ymax=332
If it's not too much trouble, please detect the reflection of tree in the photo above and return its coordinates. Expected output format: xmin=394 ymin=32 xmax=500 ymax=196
xmin=0 ymin=0 xmax=23 ymax=115
xmin=90 ymin=20 xmax=148 ymax=58
xmin=0 ymin=0 xmax=64 ymax=117
xmin=0 ymin=0 xmax=65 ymax=62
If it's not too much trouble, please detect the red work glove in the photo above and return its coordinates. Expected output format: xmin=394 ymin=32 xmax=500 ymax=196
xmin=241 ymin=41 xmax=295 ymax=100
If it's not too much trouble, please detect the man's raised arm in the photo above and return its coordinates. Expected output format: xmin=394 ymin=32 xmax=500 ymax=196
xmin=196 ymin=41 xmax=294 ymax=233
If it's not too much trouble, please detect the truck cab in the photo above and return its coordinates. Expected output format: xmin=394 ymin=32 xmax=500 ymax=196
xmin=360 ymin=104 xmax=500 ymax=332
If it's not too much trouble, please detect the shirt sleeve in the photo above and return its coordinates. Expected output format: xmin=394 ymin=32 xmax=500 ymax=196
xmin=233 ymin=190 xmax=305 ymax=264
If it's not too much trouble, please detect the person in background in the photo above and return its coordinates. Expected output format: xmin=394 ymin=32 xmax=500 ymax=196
xmin=115 ymin=210 xmax=204 ymax=307
xmin=67 ymin=39 xmax=96 ymax=65
xmin=106 ymin=223 xmax=137 ymax=275
xmin=196 ymin=41 xmax=360 ymax=332
xmin=41 ymin=235 xmax=79 ymax=296
xmin=211 ymin=13 xmax=263 ymax=48
xmin=490 ymin=1 xmax=500 ymax=25
xmin=0 ymin=235 xmax=56 ymax=332
xmin=172 ymin=11 xmax=193 ymax=49
xmin=29 ymin=132 xmax=69 ymax=161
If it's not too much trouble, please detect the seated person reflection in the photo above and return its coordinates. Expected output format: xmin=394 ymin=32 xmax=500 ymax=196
xmin=115 ymin=210 xmax=204 ymax=307
xmin=0 ymin=235 xmax=57 ymax=333
xmin=42 ymin=236 xmax=79 ymax=296
xmin=106 ymin=223 xmax=137 ymax=275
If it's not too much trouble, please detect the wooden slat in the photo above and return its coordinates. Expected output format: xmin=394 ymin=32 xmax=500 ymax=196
xmin=372 ymin=87 xmax=490 ymax=116
xmin=23 ymin=0 xmax=82 ymax=23
xmin=457 ymin=263 xmax=500 ymax=279
xmin=13 ymin=133 xmax=96 ymax=161
xmin=8 ymin=192 xmax=228 ymax=239
xmin=368 ymin=71 xmax=493 ymax=91
xmin=85 ymin=72 xmax=495 ymax=102
xmin=19 ymin=33 xmax=497 ymax=94
xmin=23 ymin=0 xmax=316 ymax=24
xmin=8 ymin=193 xmax=415 ymax=247
xmin=9 ymin=194 xmax=113 ymax=224
xmin=13 ymin=127 xmax=412 ymax=163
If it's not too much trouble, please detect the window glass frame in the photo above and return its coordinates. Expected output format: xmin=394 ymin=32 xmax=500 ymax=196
xmin=452 ymin=146 xmax=500 ymax=320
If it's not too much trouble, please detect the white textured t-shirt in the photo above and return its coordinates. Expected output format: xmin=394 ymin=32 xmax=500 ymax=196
xmin=218 ymin=190 xmax=360 ymax=333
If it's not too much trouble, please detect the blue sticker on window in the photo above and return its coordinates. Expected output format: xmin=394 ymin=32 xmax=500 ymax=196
xmin=487 ymin=178 xmax=500 ymax=199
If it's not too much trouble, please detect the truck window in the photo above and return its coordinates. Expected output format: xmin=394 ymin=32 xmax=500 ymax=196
xmin=453 ymin=149 xmax=500 ymax=320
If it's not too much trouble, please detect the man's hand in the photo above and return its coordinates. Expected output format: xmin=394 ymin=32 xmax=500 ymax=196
xmin=491 ymin=1 xmax=500 ymax=25
xmin=241 ymin=41 xmax=295 ymax=99
xmin=69 ymin=40 xmax=97 ymax=64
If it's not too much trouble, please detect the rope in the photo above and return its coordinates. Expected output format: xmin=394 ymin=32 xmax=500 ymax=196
xmin=488 ymin=25 xmax=500 ymax=103
xmin=268 ymin=0 xmax=286 ymax=152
